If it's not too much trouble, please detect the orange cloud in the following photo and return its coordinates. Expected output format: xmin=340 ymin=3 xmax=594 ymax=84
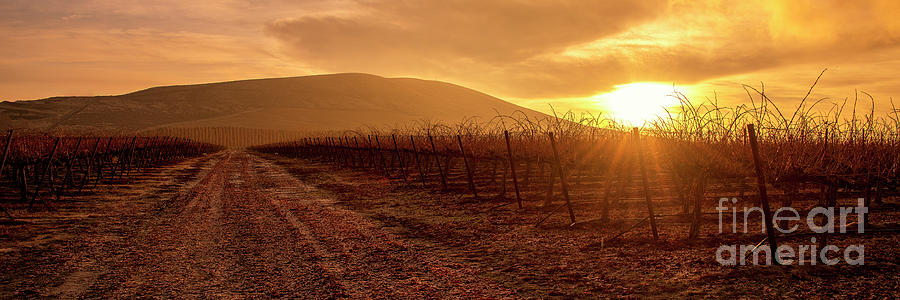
xmin=265 ymin=0 xmax=666 ymax=97
xmin=2 ymin=0 xmax=900 ymax=116
xmin=266 ymin=0 xmax=900 ymax=103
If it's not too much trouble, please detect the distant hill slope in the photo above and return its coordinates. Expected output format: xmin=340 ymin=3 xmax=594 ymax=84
xmin=0 ymin=73 xmax=546 ymax=132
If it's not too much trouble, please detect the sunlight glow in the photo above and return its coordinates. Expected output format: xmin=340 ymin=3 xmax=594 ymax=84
xmin=594 ymin=82 xmax=685 ymax=126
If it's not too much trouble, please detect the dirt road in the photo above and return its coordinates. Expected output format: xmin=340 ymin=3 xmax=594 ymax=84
xmin=1 ymin=151 xmax=509 ymax=298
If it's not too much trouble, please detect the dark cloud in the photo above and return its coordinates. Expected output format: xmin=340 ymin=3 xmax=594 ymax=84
xmin=265 ymin=0 xmax=667 ymax=97
xmin=266 ymin=0 xmax=900 ymax=100
xmin=267 ymin=0 xmax=664 ymax=63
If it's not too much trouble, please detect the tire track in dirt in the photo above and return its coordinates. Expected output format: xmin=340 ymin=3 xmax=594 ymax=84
xmin=17 ymin=150 xmax=509 ymax=298
xmin=68 ymin=151 xmax=235 ymax=297
xmin=79 ymin=151 xmax=344 ymax=298
xmin=110 ymin=151 xmax=234 ymax=296
xmin=211 ymin=151 xmax=346 ymax=297
xmin=245 ymin=152 xmax=513 ymax=298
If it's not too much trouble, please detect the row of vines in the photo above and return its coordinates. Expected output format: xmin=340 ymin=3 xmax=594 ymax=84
xmin=140 ymin=127 xmax=309 ymax=148
xmin=0 ymin=131 xmax=221 ymax=219
xmin=251 ymin=85 xmax=900 ymax=254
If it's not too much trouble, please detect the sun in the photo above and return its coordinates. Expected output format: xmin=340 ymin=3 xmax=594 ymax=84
xmin=593 ymin=82 xmax=684 ymax=126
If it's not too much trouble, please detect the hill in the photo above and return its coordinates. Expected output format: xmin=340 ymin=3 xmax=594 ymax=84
xmin=0 ymin=73 xmax=546 ymax=133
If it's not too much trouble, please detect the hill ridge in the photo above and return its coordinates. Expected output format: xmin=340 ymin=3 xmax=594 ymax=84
xmin=0 ymin=73 xmax=546 ymax=132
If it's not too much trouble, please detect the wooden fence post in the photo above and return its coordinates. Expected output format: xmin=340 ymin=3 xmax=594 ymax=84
xmin=62 ymin=137 xmax=83 ymax=190
xmin=112 ymin=136 xmax=135 ymax=179
xmin=747 ymin=123 xmax=780 ymax=265
xmin=342 ymin=137 xmax=355 ymax=167
xmin=374 ymin=136 xmax=389 ymax=177
xmin=30 ymin=137 xmax=61 ymax=210
xmin=456 ymin=135 xmax=477 ymax=198
xmin=0 ymin=130 xmax=13 ymax=219
xmin=504 ymin=130 xmax=522 ymax=209
xmin=95 ymin=137 xmax=113 ymax=186
xmin=121 ymin=136 xmax=138 ymax=177
xmin=325 ymin=137 xmax=334 ymax=164
xmin=79 ymin=137 xmax=102 ymax=193
xmin=353 ymin=137 xmax=362 ymax=169
xmin=548 ymin=132 xmax=575 ymax=225
xmin=335 ymin=137 xmax=345 ymax=165
xmin=367 ymin=135 xmax=378 ymax=170
xmin=334 ymin=137 xmax=345 ymax=166
xmin=347 ymin=136 xmax=358 ymax=167
xmin=0 ymin=130 xmax=11 ymax=179
xmin=410 ymin=135 xmax=427 ymax=187
xmin=633 ymin=128 xmax=659 ymax=241
xmin=392 ymin=134 xmax=408 ymax=181
xmin=429 ymin=134 xmax=447 ymax=190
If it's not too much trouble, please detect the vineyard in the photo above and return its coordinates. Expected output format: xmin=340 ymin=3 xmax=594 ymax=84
xmin=139 ymin=127 xmax=309 ymax=149
xmin=0 ymin=131 xmax=220 ymax=219
xmin=251 ymin=90 xmax=900 ymax=255
xmin=2 ymin=91 xmax=899 ymax=296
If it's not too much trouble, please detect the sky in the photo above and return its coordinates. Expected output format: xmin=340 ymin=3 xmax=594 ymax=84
xmin=3 ymin=0 xmax=900 ymax=117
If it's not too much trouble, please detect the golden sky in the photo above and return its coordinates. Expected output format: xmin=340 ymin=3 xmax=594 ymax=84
xmin=3 ymin=0 xmax=900 ymax=116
